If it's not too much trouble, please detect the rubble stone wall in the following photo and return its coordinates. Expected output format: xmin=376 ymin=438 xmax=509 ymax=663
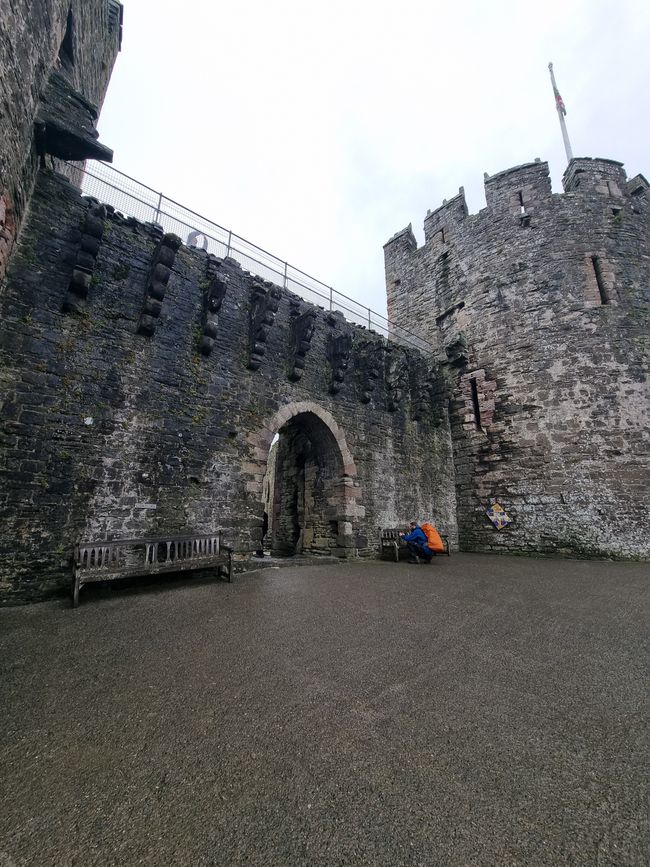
xmin=0 ymin=170 xmax=457 ymax=601
xmin=385 ymin=158 xmax=650 ymax=558
xmin=0 ymin=0 xmax=121 ymax=269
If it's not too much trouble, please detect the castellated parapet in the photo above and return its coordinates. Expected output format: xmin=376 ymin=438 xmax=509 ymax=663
xmin=385 ymin=157 xmax=650 ymax=559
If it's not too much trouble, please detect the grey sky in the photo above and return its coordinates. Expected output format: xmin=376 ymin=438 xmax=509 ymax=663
xmin=98 ymin=0 xmax=650 ymax=316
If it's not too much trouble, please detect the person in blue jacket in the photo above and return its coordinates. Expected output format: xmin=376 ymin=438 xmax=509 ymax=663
xmin=399 ymin=522 xmax=433 ymax=563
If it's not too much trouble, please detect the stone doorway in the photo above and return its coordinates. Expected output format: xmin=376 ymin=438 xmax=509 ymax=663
xmin=249 ymin=402 xmax=363 ymax=559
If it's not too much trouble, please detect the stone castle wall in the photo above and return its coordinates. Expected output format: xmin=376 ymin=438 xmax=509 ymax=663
xmin=384 ymin=158 xmax=650 ymax=558
xmin=0 ymin=169 xmax=457 ymax=601
xmin=0 ymin=0 xmax=121 ymax=280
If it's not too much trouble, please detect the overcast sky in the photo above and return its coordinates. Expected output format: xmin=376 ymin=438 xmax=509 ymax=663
xmin=97 ymin=0 xmax=650 ymax=316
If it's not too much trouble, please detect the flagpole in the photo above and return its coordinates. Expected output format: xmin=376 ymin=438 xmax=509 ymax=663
xmin=548 ymin=62 xmax=573 ymax=162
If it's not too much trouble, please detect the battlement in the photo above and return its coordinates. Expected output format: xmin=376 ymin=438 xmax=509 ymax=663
xmin=384 ymin=155 xmax=648 ymax=264
xmin=562 ymin=157 xmax=627 ymax=196
xmin=383 ymin=223 xmax=417 ymax=251
xmin=483 ymin=159 xmax=552 ymax=214
xmin=423 ymin=188 xmax=468 ymax=244
xmin=627 ymin=173 xmax=649 ymax=197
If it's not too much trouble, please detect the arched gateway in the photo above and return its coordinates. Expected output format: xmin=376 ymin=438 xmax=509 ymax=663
xmin=247 ymin=401 xmax=364 ymax=558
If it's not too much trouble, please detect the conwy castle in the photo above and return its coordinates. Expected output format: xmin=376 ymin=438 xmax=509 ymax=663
xmin=0 ymin=0 xmax=648 ymax=601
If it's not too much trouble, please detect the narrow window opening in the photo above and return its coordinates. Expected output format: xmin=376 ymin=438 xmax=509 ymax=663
xmin=437 ymin=228 xmax=445 ymax=244
xmin=606 ymin=181 xmax=613 ymax=196
xmin=591 ymin=256 xmax=609 ymax=305
xmin=469 ymin=377 xmax=482 ymax=430
xmin=439 ymin=251 xmax=450 ymax=294
xmin=611 ymin=207 xmax=621 ymax=217
xmin=58 ymin=7 xmax=75 ymax=69
xmin=631 ymin=185 xmax=645 ymax=197
xmin=518 ymin=190 xmax=525 ymax=214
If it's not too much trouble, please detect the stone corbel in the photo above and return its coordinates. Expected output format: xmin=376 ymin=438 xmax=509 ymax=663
xmin=327 ymin=332 xmax=353 ymax=395
xmin=288 ymin=307 xmax=317 ymax=381
xmin=199 ymin=259 xmax=228 ymax=356
xmin=137 ymin=233 xmax=182 ymax=336
xmin=34 ymin=71 xmax=113 ymax=163
xmin=356 ymin=338 xmax=381 ymax=404
xmin=412 ymin=361 xmax=448 ymax=424
xmin=248 ymin=282 xmax=282 ymax=370
xmin=445 ymin=331 xmax=469 ymax=368
xmin=63 ymin=200 xmax=106 ymax=313
xmin=385 ymin=343 xmax=409 ymax=412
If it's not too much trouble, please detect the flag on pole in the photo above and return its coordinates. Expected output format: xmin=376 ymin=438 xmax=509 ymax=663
xmin=548 ymin=62 xmax=573 ymax=161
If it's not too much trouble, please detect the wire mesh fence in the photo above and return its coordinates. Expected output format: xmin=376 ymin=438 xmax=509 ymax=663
xmin=77 ymin=161 xmax=432 ymax=353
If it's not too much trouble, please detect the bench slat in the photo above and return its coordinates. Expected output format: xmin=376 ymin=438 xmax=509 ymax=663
xmin=72 ymin=532 xmax=232 ymax=606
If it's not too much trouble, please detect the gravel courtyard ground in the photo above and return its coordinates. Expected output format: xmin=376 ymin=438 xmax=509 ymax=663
xmin=0 ymin=554 xmax=648 ymax=866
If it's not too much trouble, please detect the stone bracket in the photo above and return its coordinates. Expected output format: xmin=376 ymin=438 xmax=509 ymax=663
xmin=34 ymin=71 xmax=113 ymax=163
xmin=199 ymin=258 xmax=228 ymax=356
xmin=326 ymin=332 xmax=353 ymax=395
xmin=63 ymin=199 xmax=106 ymax=313
xmin=288 ymin=304 xmax=317 ymax=381
xmin=137 ymin=233 xmax=182 ymax=336
xmin=385 ymin=343 xmax=408 ymax=412
xmin=356 ymin=337 xmax=381 ymax=404
xmin=248 ymin=281 xmax=282 ymax=370
xmin=445 ymin=331 xmax=469 ymax=368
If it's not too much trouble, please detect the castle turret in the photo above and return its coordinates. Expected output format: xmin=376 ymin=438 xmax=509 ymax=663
xmin=562 ymin=157 xmax=627 ymax=197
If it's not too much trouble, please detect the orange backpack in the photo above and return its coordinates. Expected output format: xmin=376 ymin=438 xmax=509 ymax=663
xmin=420 ymin=522 xmax=445 ymax=552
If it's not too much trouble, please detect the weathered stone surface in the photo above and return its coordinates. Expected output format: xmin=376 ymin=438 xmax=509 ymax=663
xmin=199 ymin=257 xmax=228 ymax=356
xmin=288 ymin=306 xmax=317 ymax=381
xmin=0 ymin=170 xmax=456 ymax=600
xmin=248 ymin=281 xmax=282 ymax=370
xmin=34 ymin=70 xmax=113 ymax=163
xmin=0 ymin=0 xmax=120 ymax=248
xmin=137 ymin=232 xmax=182 ymax=336
xmin=385 ymin=158 xmax=650 ymax=558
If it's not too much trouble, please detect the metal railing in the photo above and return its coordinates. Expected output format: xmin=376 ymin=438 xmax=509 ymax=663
xmin=76 ymin=161 xmax=432 ymax=353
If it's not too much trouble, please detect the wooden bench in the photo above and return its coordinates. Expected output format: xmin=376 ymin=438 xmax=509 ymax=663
xmin=379 ymin=527 xmax=450 ymax=561
xmin=72 ymin=531 xmax=233 ymax=607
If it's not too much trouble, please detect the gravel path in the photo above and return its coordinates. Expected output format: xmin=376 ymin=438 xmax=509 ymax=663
xmin=1 ymin=554 xmax=648 ymax=866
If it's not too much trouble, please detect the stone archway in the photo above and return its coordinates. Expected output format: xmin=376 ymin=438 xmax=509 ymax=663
xmin=247 ymin=401 xmax=364 ymax=558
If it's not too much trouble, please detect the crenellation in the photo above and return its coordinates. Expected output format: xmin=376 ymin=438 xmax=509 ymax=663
xmin=423 ymin=187 xmax=468 ymax=243
xmin=384 ymin=223 xmax=417 ymax=250
xmin=483 ymin=160 xmax=552 ymax=217
xmin=562 ymin=157 xmax=627 ymax=195
xmin=385 ymin=153 xmax=650 ymax=560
